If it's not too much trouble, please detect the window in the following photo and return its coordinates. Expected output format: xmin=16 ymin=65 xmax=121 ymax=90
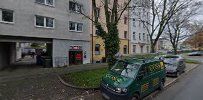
xmin=138 ymin=12 xmax=141 ymax=17
xmin=35 ymin=0 xmax=54 ymax=6
xmin=69 ymin=1 xmax=82 ymax=13
xmin=123 ymin=45 xmax=128 ymax=54
xmin=77 ymin=23 xmax=83 ymax=31
xmin=133 ymin=32 xmax=136 ymax=40
xmin=95 ymin=44 xmax=100 ymax=55
xmin=69 ymin=22 xmax=76 ymax=31
xmin=69 ymin=21 xmax=83 ymax=32
xmin=139 ymin=20 xmax=141 ymax=27
xmin=35 ymin=15 xmax=54 ymax=28
xmin=124 ymin=31 xmax=127 ymax=39
xmin=143 ymin=33 xmax=145 ymax=41
xmin=0 ymin=9 xmax=14 ymax=23
xmin=139 ymin=33 xmax=141 ymax=40
xmin=36 ymin=0 xmax=45 ymax=4
xmin=46 ymin=0 xmax=54 ymax=5
xmin=140 ymin=46 xmax=143 ymax=53
xmin=143 ymin=22 xmax=145 ymax=28
xmin=133 ymin=18 xmax=136 ymax=27
xmin=124 ymin=16 xmax=127 ymax=24
xmin=95 ymin=29 xmax=100 ymax=35
xmin=133 ymin=45 xmax=136 ymax=53
xmin=46 ymin=17 xmax=54 ymax=27
xmin=96 ymin=8 xmax=100 ymax=18
xmin=36 ymin=16 xmax=44 ymax=27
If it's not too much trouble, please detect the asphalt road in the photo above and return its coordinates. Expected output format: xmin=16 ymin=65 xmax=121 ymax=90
xmin=155 ymin=56 xmax=203 ymax=100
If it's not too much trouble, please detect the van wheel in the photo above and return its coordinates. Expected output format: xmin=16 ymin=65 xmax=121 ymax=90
xmin=132 ymin=93 xmax=140 ymax=100
xmin=159 ymin=81 xmax=164 ymax=91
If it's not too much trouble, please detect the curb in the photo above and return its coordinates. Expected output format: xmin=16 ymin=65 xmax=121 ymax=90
xmin=57 ymin=74 xmax=100 ymax=90
xmin=144 ymin=64 xmax=200 ymax=100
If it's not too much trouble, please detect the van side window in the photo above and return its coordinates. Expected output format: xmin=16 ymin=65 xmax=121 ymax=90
xmin=139 ymin=66 xmax=148 ymax=76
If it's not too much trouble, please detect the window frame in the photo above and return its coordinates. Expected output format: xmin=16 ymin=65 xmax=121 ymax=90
xmin=35 ymin=0 xmax=55 ymax=7
xmin=123 ymin=45 xmax=128 ymax=54
xmin=143 ymin=33 xmax=145 ymax=41
xmin=69 ymin=1 xmax=82 ymax=13
xmin=124 ymin=16 xmax=127 ymax=24
xmin=35 ymin=15 xmax=55 ymax=29
xmin=0 ymin=8 xmax=14 ymax=24
xmin=124 ymin=31 xmax=128 ymax=39
xmin=69 ymin=21 xmax=83 ymax=32
xmin=133 ymin=18 xmax=136 ymax=27
xmin=139 ymin=33 xmax=141 ymax=40
xmin=95 ymin=44 xmax=101 ymax=55
xmin=133 ymin=32 xmax=136 ymax=40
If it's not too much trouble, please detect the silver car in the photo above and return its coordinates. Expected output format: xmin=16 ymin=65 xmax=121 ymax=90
xmin=163 ymin=55 xmax=186 ymax=77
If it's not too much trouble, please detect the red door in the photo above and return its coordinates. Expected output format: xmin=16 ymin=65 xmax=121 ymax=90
xmin=69 ymin=51 xmax=83 ymax=65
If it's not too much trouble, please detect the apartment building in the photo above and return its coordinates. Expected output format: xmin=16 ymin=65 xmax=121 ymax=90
xmin=0 ymin=0 xmax=91 ymax=68
xmin=90 ymin=0 xmax=130 ymax=63
xmin=129 ymin=0 xmax=151 ymax=54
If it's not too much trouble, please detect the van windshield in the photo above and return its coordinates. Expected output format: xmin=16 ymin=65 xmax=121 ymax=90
xmin=111 ymin=61 xmax=140 ymax=79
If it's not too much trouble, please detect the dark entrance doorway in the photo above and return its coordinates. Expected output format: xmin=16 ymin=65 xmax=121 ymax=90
xmin=69 ymin=51 xmax=83 ymax=65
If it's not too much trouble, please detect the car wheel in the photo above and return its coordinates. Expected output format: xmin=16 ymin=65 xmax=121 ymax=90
xmin=132 ymin=93 xmax=140 ymax=100
xmin=159 ymin=81 xmax=164 ymax=91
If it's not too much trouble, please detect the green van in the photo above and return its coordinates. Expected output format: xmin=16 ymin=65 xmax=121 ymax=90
xmin=100 ymin=58 xmax=166 ymax=100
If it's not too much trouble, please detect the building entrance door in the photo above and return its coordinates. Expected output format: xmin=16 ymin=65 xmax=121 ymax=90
xmin=69 ymin=51 xmax=83 ymax=65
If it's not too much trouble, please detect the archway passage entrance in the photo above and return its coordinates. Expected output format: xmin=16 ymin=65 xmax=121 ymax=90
xmin=69 ymin=51 xmax=83 ymax=65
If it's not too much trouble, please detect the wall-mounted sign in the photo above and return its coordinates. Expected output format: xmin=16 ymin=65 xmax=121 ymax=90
xmin=70 ymin=45 xmax=82 ymax=50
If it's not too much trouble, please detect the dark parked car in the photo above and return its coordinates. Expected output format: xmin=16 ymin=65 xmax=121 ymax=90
xmin=188 ymin=51 xmax=203 ymax=56
xmin=163 ymin=55 xmax=186 ymax=77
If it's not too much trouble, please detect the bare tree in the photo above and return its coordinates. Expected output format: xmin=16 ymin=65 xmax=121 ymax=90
xmin=165 ymin=0 xmax=201 ymax=54
xmin=130 ymin=0 xmax=198 ymax=53
xmin=71 ymin=0 xmax=132 ymax=67
xmin=184 ymin=21 xmax=203 ymax=49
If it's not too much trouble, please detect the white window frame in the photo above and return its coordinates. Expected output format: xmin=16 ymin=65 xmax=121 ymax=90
xmin=36 ymin=0 xmax=55 ymax=7
xmin=133 ymin=32 xmax=136 ymax=40
xmin=69 ymin=1 xmax=82 ymax=13
xmin=0 ymin=8 xmax=14 ymax=24
xmin=69 ymin=21 xmax=83 ymax=32
xmin=35 ymin=15 xmax=55 ymax=29
xmin=143 ymin=33 xmax=145 ymax=41
xmin=133 ymin=18 xmax=136 ymax=27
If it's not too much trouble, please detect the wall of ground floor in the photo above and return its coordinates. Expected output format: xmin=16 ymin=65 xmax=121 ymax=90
xmin=52 ymin=39 xmax=90 ymax=67
xmin=131 ymin=43 xmax=150 ymax=54
xmin=91 ymin=36 xmax=105 ymax=63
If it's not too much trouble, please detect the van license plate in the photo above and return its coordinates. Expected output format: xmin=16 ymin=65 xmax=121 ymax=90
xmin=102 ymin=92 xmax=110 ymax=100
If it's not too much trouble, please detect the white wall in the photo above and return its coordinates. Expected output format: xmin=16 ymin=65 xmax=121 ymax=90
xmin=52 ymin=39 xmax=90 ymax=67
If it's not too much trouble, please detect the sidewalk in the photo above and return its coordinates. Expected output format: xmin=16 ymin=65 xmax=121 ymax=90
xmin=0 ymin=63 xmax=107 ymax=100
xmin=0 ymin=63 xmax=107 ymax=83
xmin=70 ymin=63 xmax=199 ymax=100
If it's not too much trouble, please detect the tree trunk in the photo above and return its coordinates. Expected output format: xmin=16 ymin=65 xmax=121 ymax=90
xmin=172 ymin=43 xmax=177 ymax=55
xmin=150 ymin=43 xmax=156 ymax=53
xmin=105 ymin=24 xmax=120 ymax=68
